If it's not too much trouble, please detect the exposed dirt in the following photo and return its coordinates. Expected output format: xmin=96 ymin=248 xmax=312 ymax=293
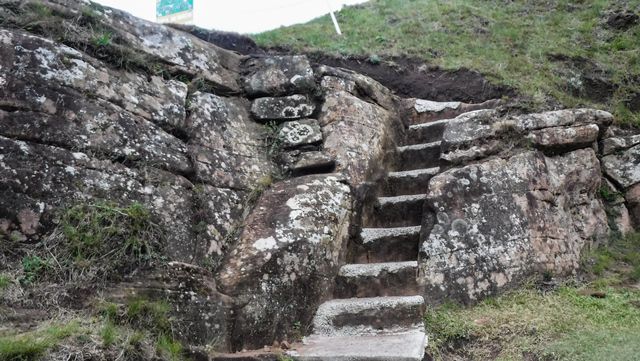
xmin=169 ymin=24 xmax=265 ymax=55
xmin=304 ymin=52 xmax=514 ymax=103
xmin=164 ymin=27 xmax=513 ymax=103
xmin=605 ymin=9 xmax=639 ymax=30
xmin=549 ymin=53 xmax=617 ymax=102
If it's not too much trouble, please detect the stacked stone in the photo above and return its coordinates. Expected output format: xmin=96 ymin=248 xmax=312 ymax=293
xmin=244 ymin=56 xmax=335 ymax=175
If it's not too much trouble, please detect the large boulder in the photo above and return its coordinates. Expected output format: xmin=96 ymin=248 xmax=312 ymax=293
xmin=319 ymin=90 xmax=396 ymax=186
xmin=422 ymin=149 xmax=609 ymax=303
xmin=218 ymin=174 xmax=352 ymax=350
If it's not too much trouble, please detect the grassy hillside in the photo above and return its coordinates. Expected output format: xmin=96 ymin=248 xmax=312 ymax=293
xmin=255 ymin=0 xmax=640 ymax=125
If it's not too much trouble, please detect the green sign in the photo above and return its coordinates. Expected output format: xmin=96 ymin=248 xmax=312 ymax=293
xmin=156 ymin=0 xmax=193 ymax=17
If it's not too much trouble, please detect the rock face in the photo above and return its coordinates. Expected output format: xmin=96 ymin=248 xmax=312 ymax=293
xmin=420 ymin=108 xmax=617 ymax=303
xmin=424 ymin=149 xmax=608 ymax=302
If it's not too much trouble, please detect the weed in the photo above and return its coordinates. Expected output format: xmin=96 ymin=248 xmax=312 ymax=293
xmin=100 ymin=322 xmax=118 ymax=347
xmin=38 ymin=201 xmax=162 ymax=283
xmin=125 ymin=298 xmax=171 ymax=334
xmin=277 ymin=355 xmax=295 ymax=361
xmin=156 ymin=334 xmax=183 ymax=361
xmin=424 ymin=301 xmax=474 ymax=353
xmin=599 ymin=186 xmax=622 ymax=202
xmin=20 ymin=255 xmax=49 ymax=284
xmin=0 ymin=336 xmax=49 ymax=361
xmin=263 ymin=121 xmax=284 ymax=159
xmin=91 ymin=32 xmax=112 ymax=47
xmin=0 ymin=274 xmax=10 ymax=290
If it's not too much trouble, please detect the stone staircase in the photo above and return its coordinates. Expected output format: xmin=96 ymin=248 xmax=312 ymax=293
xmin=290 ymin=109 xmax=461 ymax=361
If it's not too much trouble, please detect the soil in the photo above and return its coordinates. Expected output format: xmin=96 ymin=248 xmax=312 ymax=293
xmin=184 ymin=30 xmax=514 ymax=103
xmin=606 ymin=9 xmax=639 ymax=30
xmin=548 ymin=53 xmax=617 ymax=102
xmin=303 ymin=52 xmax=514 ymax=103
xmin=169 ymin=24 xmax=265 ymax=55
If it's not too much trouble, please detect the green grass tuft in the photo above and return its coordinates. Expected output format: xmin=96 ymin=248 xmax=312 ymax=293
xmin=0 ymin=322 xmax=81 ymax=361
xmin=156 ymin=334 xmax=183 ymax=361
xmin=0 ymin=274 xmax=10 ymax=290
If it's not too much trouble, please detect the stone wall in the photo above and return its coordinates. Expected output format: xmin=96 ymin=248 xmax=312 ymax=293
xmin=418 ymin=109 xmax=629 ymax=303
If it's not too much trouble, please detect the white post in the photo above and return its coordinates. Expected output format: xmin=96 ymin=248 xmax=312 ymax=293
xmin=326 ymin=0 xmax=342 ymax=35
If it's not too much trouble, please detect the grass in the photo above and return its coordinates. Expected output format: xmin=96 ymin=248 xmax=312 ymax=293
xmin=426 ymin=232 xmax=640 ymax=360
xmin=255 ymin=0 xmax=640 ymax=125
xmin=586 ymin=232 xmax=640 ymax=283
xmin=0 ymin=299 xmax=185 ymax=360
xmin=21 ymin=201 xmax=163 ymax=284
xmin=0 ymin=321 xmax=81 ymax=361
xmin=425 ymin=286 xmax=640 ymax=360
xmin=0 ymin=275 xmax=10 ymax=291
xmin=98 ymin=298 xmax=186 ymax=361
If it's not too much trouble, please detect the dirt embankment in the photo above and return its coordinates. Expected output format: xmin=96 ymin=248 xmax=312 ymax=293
xmin=170 ymin=26 xmax=514 ymax=104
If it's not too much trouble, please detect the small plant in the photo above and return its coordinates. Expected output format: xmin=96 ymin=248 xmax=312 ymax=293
xmin=263 ymin=121 xmax=284 ymax=158
xmin=92 ymin=32 xmax=112 ymax=47
xmin=100 ymin=322 xmax=118 ymax=347
xmin=0 ymin=274 xmax=10 ymax=290
xmin=125 ymin=298 xmax=172 ymax=333
xmin=21 ymin=255 xmax=49 ymax=284
xmin=156 ymin=334 xmax=183 ymax=361
xmin=599 ymin=186 xmax=622 ymax=203
xmin=368 ymin=54 xmax=381 ymax=64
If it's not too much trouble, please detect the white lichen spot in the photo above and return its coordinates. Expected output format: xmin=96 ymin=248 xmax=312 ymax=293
xmin=64 ymin=166 xmax=77 ymax=175
xmin=253 ymin=236 xmax=277 ymax=251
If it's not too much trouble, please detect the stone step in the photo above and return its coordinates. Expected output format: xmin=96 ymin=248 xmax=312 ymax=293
xmin=335 ymin=261 xmax=419 ymax=298
xmin=351 ymin=226 xmax=421 ymax=263
xmin=312 ymin=296 xmax=425 ymax=337
xmin=290 ymin=330 xmax=427 ymax=361
xmin=406 ymin=118 xmax=450 ymax=145
xmin=366 ymin=194 xmax=427 ymax=228
xmin=382 ymin=167 xmax=440 ymax=196
xmin=407 ymin=98 xmax=501 ymax=125
xmin=396 ymin=141 xmax=441 ymax=171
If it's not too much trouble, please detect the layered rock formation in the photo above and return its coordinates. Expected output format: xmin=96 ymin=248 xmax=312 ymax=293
xmin=0 ymin=0 xmax=638 ymax=358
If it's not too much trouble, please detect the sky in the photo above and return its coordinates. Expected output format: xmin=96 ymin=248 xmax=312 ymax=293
xmin=94 ymin=0 xmax=369 ymax=34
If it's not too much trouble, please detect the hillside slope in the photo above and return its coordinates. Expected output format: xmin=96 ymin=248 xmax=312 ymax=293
xmin=255 ymin=0 xmax=640 ymax=125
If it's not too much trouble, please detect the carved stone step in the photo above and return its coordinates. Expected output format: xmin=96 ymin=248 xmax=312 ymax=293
xmin=290 ymin=330 xmax=427 ymax=361
xmin=312 ymin=296 xmax=425 ymax=337
xmin=406 ymin=118 xmax=450 ymax=145
xmin=335 ymin=261 xmax=419 ymax=298
xmin=382 ymin=167 xmax=440 ymax=196
xmin=366 ymin=194 xmax=426 ymax=228
xmin=396 ymin=141 xmax=441 ymax=171
xmin=351 ymin=226 xmax=421 ymax=263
